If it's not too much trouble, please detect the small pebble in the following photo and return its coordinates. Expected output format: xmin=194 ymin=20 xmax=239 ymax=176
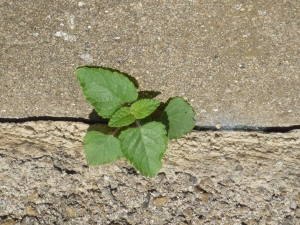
xmin=215 ymin=124 xmax=222 ymax=130
xmin=290 ymin=201 xmax=297 ymax=209
xmin=154 ymin=197 xmax=168 ymax=206
xmin=295 ymin=208 xmax=300 ymax=217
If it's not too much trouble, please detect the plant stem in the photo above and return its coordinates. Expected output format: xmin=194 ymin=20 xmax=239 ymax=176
xmin=135 ymin=120 xmax=141 ymax=127
xmin=112 ymin=127 xmax=121 ymax=136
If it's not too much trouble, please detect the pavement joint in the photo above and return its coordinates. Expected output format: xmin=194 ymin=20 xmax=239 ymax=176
xmin=0 ymin=117 xmax=299 ymax=133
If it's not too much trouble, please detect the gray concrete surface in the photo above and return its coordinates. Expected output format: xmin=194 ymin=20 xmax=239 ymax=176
xmin=0 ymin=0 xmax=299 ymax=126
xmin=1 ymin=121 xmax=299 ymax=224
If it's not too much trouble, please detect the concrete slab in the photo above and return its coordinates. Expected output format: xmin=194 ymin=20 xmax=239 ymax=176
xmin=1 ymin=121 xmax=300 ymax=224
xmin=0 ymin=1 xmax=299 ymax=126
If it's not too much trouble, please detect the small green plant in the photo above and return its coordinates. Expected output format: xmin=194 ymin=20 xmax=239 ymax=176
xmin=76 ymin=67 xmax=195 ymax=178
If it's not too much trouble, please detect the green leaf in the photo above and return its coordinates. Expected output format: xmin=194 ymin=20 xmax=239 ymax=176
xmin=108 ymin=107 xmax=135 ymax=127
xmin=161 ymin=97 xmax=195 ymax=140
xmin=119 ymin=122 xmax=168 ymax=178
xmin=83 ymin=131 xmax=122 ymax=165
xmin=76 ymin=67 xmax=138 ymax=118
xmin=131 ymin=99 xmax=160 ymax=119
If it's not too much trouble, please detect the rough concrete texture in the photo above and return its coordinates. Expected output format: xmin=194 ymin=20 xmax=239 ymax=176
xmin=1 ymin=0 xmax=299 ymax=126
xmin=1 ymin=121 xmax=299 ymax=224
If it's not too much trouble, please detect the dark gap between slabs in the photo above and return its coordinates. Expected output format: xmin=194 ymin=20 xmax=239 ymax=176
xmin=0 ymin=116 xmax=300 ymax=133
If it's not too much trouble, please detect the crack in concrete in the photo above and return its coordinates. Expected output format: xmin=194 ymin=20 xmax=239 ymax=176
xmin=0 ymin=116 xmax=107 ymax=124
xmin=53 ymin=164 xmax=78 ymax=175
xmin=194 ymin=125 xmax=300 ymax=133
xmin=0 ymin=117 xmax=299 ymax=133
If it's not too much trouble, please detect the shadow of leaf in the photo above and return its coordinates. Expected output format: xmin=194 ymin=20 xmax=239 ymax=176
xmin=138 ymin=90 xmax=161 ymax=99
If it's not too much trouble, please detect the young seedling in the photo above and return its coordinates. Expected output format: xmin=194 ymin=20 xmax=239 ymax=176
xmin=76 ymin=67 xmax=195 ymax=178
